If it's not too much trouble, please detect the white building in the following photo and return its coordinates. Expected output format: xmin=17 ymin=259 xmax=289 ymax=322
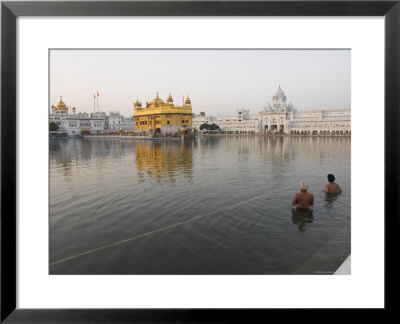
xmin=105 ymin=111 xmax=135 ymax=132
xmin=192 ymin=112 xmax=215 ymax=130
xmin=195 ymin=109 xmax=259 ymax=134
xmin=259 ymin=86 xmax=351 ymax=135
xmin=194 ymin=86 xmax=350 ymax=136
xmin=58 ymin=112 xmax=105 ymax=136
xmin=49 ymin=98 xmax=108 ymax=135
xmin=213 ymin=109 xmax=259 ymax=134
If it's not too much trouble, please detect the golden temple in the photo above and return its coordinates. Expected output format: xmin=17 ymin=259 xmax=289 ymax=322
xmin=134 ymin=92 xmax=193 ymax=135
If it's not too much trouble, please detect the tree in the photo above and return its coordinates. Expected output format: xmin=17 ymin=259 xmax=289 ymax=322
xmin=199 ymin=123 xmax=208 ymax=130
xmin=199 ymin=123 xmax=220 ymax=131
xmin=49 ymin=122 xmax=59 ymax=131
xmin=209 ymin=123 xmax=220 ymax=131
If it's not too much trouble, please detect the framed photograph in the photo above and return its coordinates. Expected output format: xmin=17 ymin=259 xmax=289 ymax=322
xmin=1 ymin=0 xmax=398 ymax=321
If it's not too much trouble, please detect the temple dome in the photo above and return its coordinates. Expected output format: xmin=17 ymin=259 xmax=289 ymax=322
xmin=152 ymin=98 xmax=165 ymax=104
xmin=275 ymin=86 xmax=284 ymax=96
xmin=151 ymin=92 xmax=165 ymax=104
xmin=56 ymin=97 xmax=68 ymax=111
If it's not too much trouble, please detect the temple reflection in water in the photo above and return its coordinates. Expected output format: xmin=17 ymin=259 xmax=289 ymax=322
xmin=50 ymin=136 xmax=350 ymax=274
xmin=135 ymin=140 xmax=194 ymax=184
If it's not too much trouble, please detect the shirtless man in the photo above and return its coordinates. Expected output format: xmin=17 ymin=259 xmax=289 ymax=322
xmin=325 ymin=174 xmax=342 ymax=194
xmin=292 ymin=181 xmax=314 ymax=211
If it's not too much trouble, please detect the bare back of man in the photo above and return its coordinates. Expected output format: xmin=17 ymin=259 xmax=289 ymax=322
xmin=325 ymin=182 xmax=342 ymax=194
xmin=292 ymin=191 xmax=314 ymax=210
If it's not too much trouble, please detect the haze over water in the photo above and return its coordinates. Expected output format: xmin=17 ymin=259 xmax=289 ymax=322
xmin=50 ymin=136 xmax=350 ymax=274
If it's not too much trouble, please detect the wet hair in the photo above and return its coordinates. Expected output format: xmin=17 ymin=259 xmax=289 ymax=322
xmin=327 ymin=174 xmax=335 ymax=182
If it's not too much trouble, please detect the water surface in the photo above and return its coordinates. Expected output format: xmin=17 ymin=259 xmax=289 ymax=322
xmin=50 ymin=136 xmax=351 ymax=274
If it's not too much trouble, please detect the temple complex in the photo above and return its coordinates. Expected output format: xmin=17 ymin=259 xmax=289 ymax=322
xmin=192 ymin=86 xmax=351 ymax=136
xmin=134 ymin=93 xmax=193 ymax=135
xmin=260 ymin=86 xmax=351 ymax=135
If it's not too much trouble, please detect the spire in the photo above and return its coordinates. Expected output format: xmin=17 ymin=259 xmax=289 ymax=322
xmin=185 ymin=94 xmax=191 ymax=105
xmin=167 ymin=92 xmax=173 ymax=104
xmin=156 ymin=91 xmax=159 ymax=99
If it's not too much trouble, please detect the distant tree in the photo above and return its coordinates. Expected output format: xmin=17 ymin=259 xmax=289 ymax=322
xmin=199 ymin=123 xmax=220 ymax=131
xmin=49 ymin=122 xmax=59 ymax=131
xmin=209 ymin=123 xmax=220 ymax=131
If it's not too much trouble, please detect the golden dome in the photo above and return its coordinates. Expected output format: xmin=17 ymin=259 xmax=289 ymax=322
xmin=151 ymin=92 xmax=165 ymax=105
xmin=55 ymin=96 xmax=68 ymax=111
xmin=152 ymin=98 xmax=165 ymax=104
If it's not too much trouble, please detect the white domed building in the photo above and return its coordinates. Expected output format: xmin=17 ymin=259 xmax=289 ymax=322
xmin=49 ymin=96 xmax=106 ymax=135
xmin=259 ymin=86 xmax=351 ymax=136
xmin=260 ymin=85 xmax=294 ymax=134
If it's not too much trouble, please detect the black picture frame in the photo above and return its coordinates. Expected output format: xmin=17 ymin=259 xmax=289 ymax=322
xmin=1 ymin=0 xmax=398 ymax=322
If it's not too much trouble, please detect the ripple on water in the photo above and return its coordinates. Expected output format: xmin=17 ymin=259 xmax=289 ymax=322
xmin=50 ymin=136 xmax=351 ymax=274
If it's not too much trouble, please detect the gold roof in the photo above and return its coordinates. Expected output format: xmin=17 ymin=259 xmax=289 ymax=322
xmin=56 ymin=97 xmax=68 ymax=111
xmin=152 ymin=98 xmax=165 ymax=104
xmin=148 ymin=92 xmax=165 ymax=107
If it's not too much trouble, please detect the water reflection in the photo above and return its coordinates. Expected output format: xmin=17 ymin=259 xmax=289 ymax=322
xmin=50 ymin=136 xmax=350 ymax=274
xmin=325 ymin=192 xmax=340 ymax=203
xmin=291 ymin=209 xmax=314 ymax=233
xmin=135 ymin=140 xmax=194 ymax=184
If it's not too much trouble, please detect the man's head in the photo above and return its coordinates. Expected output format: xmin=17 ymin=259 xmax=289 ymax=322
xmin=300 ymin=181 xmax=309 ymax=191
xmin=327 ymin=174 xmax=335 ymax=183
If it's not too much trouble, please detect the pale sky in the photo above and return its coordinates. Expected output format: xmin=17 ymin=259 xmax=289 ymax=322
xmin=50 ymin=49 xmax=350 ymax=117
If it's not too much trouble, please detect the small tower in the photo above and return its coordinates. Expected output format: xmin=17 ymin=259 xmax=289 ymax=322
xmin=166 ymin=93 xmax=174 ymax=104
xmin=134 ymin=98 xmax=142 ymax=108
xmin=184 ymin=95 xmax=191 ymax=106
xmin=72 ymin=107 xmax=76 ymax=114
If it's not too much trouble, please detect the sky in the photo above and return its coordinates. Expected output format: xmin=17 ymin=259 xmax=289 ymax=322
xmin=50 ymin=49 xmax=350 ymax=117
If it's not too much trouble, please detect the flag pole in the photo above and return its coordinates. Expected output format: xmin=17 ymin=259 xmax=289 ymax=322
xmin=97 ymin=90 xmax=100 ymax=113
xmin=93 ymin=93 xmax=96 ymax=115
